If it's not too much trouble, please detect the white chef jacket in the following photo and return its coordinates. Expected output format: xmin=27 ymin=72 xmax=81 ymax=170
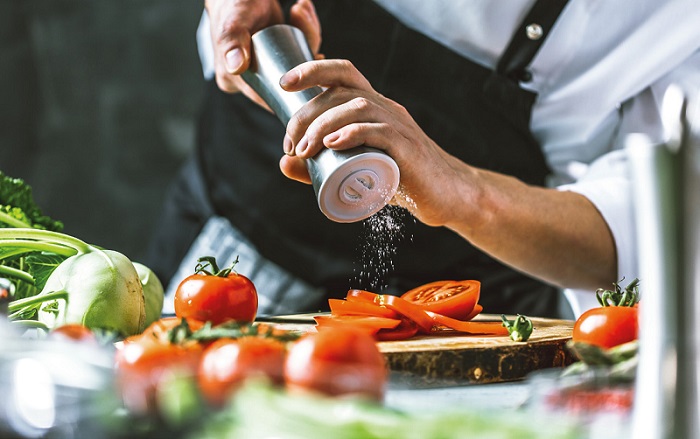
xmin=198 ymin=0 xmax=700 ymax=317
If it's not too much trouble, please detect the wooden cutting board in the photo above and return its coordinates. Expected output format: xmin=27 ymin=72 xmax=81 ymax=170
xmin=262 ymin=314 xmax=575 ymax=386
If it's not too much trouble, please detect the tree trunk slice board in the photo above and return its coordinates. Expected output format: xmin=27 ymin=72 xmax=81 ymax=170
xmin=379 ymin=315 xmax=575 ymax=386
xmin=261 ymin=314 xmax=576 ymax=386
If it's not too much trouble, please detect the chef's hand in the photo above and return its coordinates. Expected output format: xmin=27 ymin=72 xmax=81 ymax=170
xmin=277 ymin=59 xmax=618 ymax=292
xmin=205 ymin=0 xmax=322 ymax=108
xmin=277 ymin=59 xmax=472 ymax=228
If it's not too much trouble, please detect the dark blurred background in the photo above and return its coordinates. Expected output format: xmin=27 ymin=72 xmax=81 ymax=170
xmin=0 ymin=1 xmax=205 ymax=263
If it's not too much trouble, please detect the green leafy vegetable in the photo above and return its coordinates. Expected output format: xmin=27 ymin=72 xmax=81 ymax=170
xmin=0 ymin=171 xmax=63 ymax=231
xmin=0 ymin=172 xmax=66 ymax=302
xmin=192 ymin=381 xmax=580 ymax=439
xmin=0 ymin=171 xmax=162 ymax=336
xmin=3 ymin=228 xmax=146 ymax=336
xmin=134 ymin=261 xmax=165 ymax=327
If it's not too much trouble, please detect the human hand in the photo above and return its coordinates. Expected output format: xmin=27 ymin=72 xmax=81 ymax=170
xmin=205 ymin=0 xmax=322 ymax=109
xmin=277 ymin=59 xmax=476 ymax=228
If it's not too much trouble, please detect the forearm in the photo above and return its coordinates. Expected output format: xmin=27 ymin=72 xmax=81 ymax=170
xmin=445 ymin=166 xmax=617 ymax=290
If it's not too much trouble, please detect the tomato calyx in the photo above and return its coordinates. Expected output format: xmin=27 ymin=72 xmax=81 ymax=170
xmin=141 ymin=318 xmax=301 ymax=348
xmin=190 ymin=320 xmax=302 ymax=344
xmin=194 ymin=255 xmax=240 ymax=278
xmin=500 ymin=314 xmax=533 ymax=342
xmin=596 ymin=278 xmax=640 ymax=307
xmin=166 ymin=317 xmax=198 ymax=345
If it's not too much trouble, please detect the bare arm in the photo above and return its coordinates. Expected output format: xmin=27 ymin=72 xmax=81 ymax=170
xmin=278 ymin=59 xmax=617 ymax=290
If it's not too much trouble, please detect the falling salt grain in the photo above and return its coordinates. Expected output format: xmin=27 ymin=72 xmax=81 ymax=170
xmin=353 ymin=203 xmax=415 ymax=291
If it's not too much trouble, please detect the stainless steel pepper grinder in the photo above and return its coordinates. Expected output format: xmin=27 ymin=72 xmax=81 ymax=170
xmin=241 ymin=24 xmax=400 ymax=223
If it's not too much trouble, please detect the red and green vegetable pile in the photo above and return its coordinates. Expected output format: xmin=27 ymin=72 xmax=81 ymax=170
xmin=0 ymin=171 xmax=163 ymax=336
xmin=2 ymin=170 xmax=575 ymax=438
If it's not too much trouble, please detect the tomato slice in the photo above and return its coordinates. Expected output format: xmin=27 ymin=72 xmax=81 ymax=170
xmin=401 ymin=280 xmax=480 ymax=320
xmin=465 ymin=304 xmax=483 ymax=321
xmin=328 ymin=298 xmax=400 ymax=319
xmin=426 ymin=311 xmax=509 ymax=335
xmin=346 ymin=289 xmax=383 ymax=304
xmin=375 ymin=319 xmax=419 ymax=341
xmin=314 ymin=314 xmax=402 ymax=336
xmin=381 ymin=294 xmax=437 ymax=333
xmin=327 ymin=287 xmax=503 ymax=339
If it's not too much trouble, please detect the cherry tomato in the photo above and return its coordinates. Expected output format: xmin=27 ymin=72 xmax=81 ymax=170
xmin=139 ymin=317 xmax=205 ymax=344
xmin=174 ymin=258 xmax=258 ymax=325
xmin=198 ymin=336 xmax=287 ymax=407
xmin=115 ymin=336 xmax=203 ymax=416
xmin=284 ymin=326 xmax=387 ymax=401
xmin=49 ymin=323 xmax=98 ymax=344
xmin=401 ymin=280 xmax=480 ymax=320
xmin=572 ymin=306 xmax=638 ymax=349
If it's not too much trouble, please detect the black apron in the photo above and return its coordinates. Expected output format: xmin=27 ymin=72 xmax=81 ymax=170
xmin=147 ymin=0 xmax=570 ymax=318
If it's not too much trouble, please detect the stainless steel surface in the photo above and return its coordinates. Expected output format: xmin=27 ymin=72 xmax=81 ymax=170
xmin=628 ymin=84 xmax=700 ymax=439
xmin=241 ymin=24 xmax=321 ymax=126
xmin=241 ymin=25 xmax=399 ymax=223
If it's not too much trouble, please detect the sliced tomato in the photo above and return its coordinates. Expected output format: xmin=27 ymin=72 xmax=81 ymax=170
xmin=401 ymin=280 xmax=480 ymax=320
xmin=346 ymin=289 xmax=383 ymax=304
xmin=314 ymin=314 xmax=401 ymax=336
xmin=325 ymin=287 xmax=505 ymax=340
xmin=465 ymin=304 xmax=483 ymax=321
xmin=328 ymin=298 xmax=400 ymax=319
xmin=426 ymin=311 xmax=509 ymax=335
xmin=375 ymin=319 xmax=419 ymax=341
xmin=381 ymin=294 xmax=437 ymax=333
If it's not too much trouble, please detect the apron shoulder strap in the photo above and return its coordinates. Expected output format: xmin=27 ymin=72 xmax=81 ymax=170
xmin=496 ymin=0 xmax=570 ymax=82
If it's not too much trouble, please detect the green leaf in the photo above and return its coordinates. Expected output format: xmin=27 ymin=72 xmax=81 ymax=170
xmin=26 ymin=252 xmax=66 ymax=290
xmin=0 ymin=170 xmax=63 ymax=231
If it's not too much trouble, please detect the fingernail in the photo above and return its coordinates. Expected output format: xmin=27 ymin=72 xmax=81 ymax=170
xmin=295 ymin=135 xmax=308 ymax=155
xmin=225 ymin=48 xmax=244 ymax=73
xmin=283 ymin=134 xmax=294 ymax=155
xmin=280 ymin=69 xmax=299 ymax=88
xmin=324 ymin=132 xmax=340 ymax=146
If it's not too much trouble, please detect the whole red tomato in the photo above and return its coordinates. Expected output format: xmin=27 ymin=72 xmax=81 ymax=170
xmin=572 ymin=306 xmax=638 ymax=349
xmin=284 ymin=326 xmax=387 ymax=401
xmin=174 ymin=256 xmax=258 ymax=325
xmin=198 ymin=336 xmax=287 ymax=407
xmin=115 ymin=336 xmax=203 ymax=416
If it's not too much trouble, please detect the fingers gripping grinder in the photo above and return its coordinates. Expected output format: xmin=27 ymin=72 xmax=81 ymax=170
xmin=241 ymin=25 xmax=400 ymax=223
